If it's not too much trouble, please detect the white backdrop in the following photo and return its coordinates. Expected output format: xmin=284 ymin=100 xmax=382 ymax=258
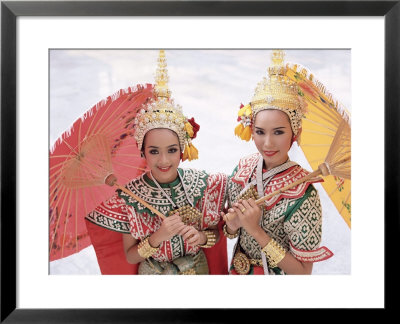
xmin=49 ymin=49 xmax=351 ymax=275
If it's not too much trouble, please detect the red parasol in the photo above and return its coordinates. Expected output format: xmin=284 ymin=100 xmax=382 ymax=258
xmin=49 ymin=84 xmax=154 ymax=261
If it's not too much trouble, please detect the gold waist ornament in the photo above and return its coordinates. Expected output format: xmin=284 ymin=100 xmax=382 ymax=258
xmin=232 ymin=251 xmax=263 ymax=275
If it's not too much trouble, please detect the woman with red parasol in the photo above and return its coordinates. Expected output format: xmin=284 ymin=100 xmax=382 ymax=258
xmin=222 ymin=50 xmax=333 ymax=275
xmin=85 ymin=50 xmax=228 ymax=275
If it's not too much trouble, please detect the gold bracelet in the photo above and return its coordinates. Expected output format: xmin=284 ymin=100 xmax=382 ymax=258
xmin=261 ymin=238 xmax=286 ymax=268
xmin=137 ymin=237 xmax=159 ymax=259
xmin=222 ymin=224 xmax=239 ymax=239
xmin=199 ymin=230 xmax=217 ymax=248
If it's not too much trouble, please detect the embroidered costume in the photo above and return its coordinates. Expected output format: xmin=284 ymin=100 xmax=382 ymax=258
xmin=228 ymin=50 xmax=333 ymax=275
xmin=84 ymin=50 xmax=228 ymax=274
xmin=86 ymin=168 xmax=227 ymax=274
xmin=228 ymin=153 xmax=332 ymax=275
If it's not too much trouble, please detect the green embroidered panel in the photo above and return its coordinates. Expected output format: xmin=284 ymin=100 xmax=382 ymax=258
xmin=117 ymin=168 xmax=208 ymax=217
xmin=239 ymin=185 xmax=322 ymax=260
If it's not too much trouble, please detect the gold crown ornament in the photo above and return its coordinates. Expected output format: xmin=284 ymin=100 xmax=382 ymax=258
xmin=134 ymin=50 xmax=200 ymax=161
xmin=235 ymin=50 xmax=307 ymax=143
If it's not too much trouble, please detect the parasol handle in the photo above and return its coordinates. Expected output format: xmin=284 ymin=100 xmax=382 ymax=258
xmin=103 ymin=174 xmax=166 ymax=220
xmin=255 ymin=168 xmax=323 ymax=206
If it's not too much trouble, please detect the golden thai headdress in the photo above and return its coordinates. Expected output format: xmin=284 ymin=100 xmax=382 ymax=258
xmin=134 ymin=50 xmax=199 ymax=161
xmin=235 ymin=50 xmax=307 ymax=142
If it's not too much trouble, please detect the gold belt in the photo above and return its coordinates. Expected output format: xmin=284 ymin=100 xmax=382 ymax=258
xmin=232 ymin=251 xmax=263 ymax=275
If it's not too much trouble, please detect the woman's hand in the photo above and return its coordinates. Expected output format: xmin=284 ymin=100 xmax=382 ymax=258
xmin=221 ymin=208 xmax=242 ymax=234
xmin=179 ymin=225 xmax=206 ymax=246
xmin=150 ymin=213 xmax=185 ymax=247
xmin=233 ymin=198 xmax=263 ymax=236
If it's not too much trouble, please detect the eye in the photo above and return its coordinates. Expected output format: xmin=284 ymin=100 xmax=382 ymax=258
xmin=274 ymin=130 xmax=284 ymax=135
xmin=149 ymin=149 xmax=158 ymax=155
xmin=168 ymin=148 xmax=178 ymax=154
xmin=255 ymin=129 xmax=264 ymax=135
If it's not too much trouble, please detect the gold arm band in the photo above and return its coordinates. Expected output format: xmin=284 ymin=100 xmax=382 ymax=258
xmin=199 ymin=230 xmax=217 ymax=248
xmin=261 ymin=238 xmax=286 ymax=268
xmin=222 ymin=224 xmax=239 ymax=239
xmin=137 ymin=237 xmax=159 ymax=259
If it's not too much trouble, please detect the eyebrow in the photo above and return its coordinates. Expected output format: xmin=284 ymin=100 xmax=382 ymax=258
xmin=255 ymin=126 xmax=287 ymax=130
xmin=148 ymin=144 xmax=179 ymax=149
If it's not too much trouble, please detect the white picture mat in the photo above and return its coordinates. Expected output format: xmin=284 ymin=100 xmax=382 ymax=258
xmin=17 ymin=17 xmax=384 ymax=308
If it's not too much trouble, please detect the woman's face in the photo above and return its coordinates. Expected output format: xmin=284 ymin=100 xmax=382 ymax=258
xmin=143 ymin=128 xmax=181 ymax=183
xmin=252 ymin=109 xmax=293 ymax=170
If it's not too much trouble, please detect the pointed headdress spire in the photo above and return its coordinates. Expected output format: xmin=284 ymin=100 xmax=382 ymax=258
xmin=133 ymin=50 xmax=200 ymax=161
xmin=154 ymin=50 xmax=172 ymax=99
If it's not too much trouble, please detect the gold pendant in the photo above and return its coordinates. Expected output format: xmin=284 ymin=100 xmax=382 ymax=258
xmin=168 ymin=205 xmax=202 ymax=229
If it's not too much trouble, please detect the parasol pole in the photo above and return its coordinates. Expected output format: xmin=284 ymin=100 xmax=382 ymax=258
xmin=104 ymin=174 xmax=166 ymax=220
xmin=254 ymin=163 xmax=330 ymax=206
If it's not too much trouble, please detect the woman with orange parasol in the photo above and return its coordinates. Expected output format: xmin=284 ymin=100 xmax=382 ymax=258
xmin=223 ymin=50 xmax=333 ymax=275
xmin=85 ymin=50 xmax=228 ymax=275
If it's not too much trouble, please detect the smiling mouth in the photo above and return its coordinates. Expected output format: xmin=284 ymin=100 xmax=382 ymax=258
xmin=264 ymin=151 xmax=278 ymax=157
xmin=158 ymin=166 xmax=171 ymax=172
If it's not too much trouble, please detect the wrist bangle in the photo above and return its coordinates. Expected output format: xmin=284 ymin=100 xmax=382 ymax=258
xmin=199 ymin=230 xmax=217 ymax=248
xmin=137 ymin=237 xmax=159 ymax=259
xmin=223 ymin=224 xmax=239 ymax=239
xmin=261 ymin=238 xmax=286 ymax=268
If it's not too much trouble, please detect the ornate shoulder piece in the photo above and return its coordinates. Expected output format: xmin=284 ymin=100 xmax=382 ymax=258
xmin=263 ymin=165 xmax=323 ymax=209
xmin=85 ymin=193 xmax=131 ymax=233
xmin=230 ymin=153 xmax=260 ymax=187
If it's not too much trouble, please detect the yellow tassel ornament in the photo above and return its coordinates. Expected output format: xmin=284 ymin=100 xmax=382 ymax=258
xmin=234 ymin=123 xmax=244 ymax=137
xmin=241 ymin=126 xmax=252 ymax=141
xmin=182 ymin=142 xmax=198 ymax=161
xmin=184 ymin=122 xmax=194 ymax=138
xmin=235 ymin=103 xmax=253 ymax=142
xmin=189 ymin=143 xmax=198 ymax=160
xmin=182 ymin=143 xmax=190 ymax=161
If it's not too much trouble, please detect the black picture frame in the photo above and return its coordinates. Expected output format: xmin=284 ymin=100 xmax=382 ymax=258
xmin=1 ymin=0 xmax=398 ymax=322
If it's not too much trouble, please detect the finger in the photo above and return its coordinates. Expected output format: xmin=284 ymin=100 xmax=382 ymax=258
xmin=178 ymin=226 xmax=191 ymax=236
xmin=169 ymin=214 xmax=182 ymax=221
xmin=181 ymin=227 xmax=195 ymax=238
xmin=166 ymin=221 xmax=183 ymax=232
xmin=232 ymin=206 xmax=245 ymax=217
xmin=240 ymin=200 xmax=252 ymax=213
xmin=171 ymin=223 xmax=186 ymax=234
xmin=248 ymin=198 xmax=260 ymax=211
xmin=186 ymin=234 xmax=198 ymax=244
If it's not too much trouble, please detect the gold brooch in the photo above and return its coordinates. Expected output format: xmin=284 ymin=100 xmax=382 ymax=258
xmin=232 ymin=252 xmax=250 ymax=275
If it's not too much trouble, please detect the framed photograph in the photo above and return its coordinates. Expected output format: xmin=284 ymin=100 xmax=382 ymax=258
xmin=1 ymin=0 xmax=398 ymax=321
